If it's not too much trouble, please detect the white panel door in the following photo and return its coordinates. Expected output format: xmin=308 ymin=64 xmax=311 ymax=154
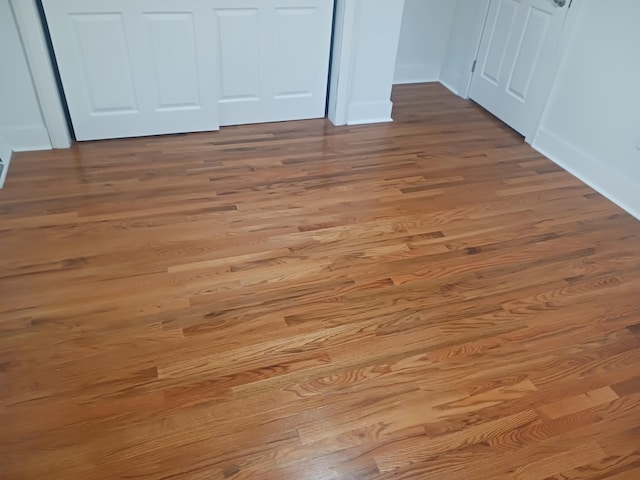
xmin=42 ymin=0 xmax=220 ymax=141
xmin=210 ymin=0 xmax=334 ymax=126
xmin=469 ymin=0 xmax=570 ymax=135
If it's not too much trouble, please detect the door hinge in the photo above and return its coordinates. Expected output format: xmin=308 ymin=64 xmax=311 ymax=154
xmin=472 ymin=60 xmax=477 ymax=73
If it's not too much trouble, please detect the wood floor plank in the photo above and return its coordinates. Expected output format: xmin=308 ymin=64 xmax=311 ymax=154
xmin=1 ymin=83 xmax=639 ymax=479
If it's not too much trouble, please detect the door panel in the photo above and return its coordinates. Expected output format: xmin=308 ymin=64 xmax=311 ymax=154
xmin=268 ymin=1 xmax=333 ymax=122
xmin=143 ymin=12 xmax=201 ymax=110
xmin=507 ymin=6 xmax=552 ymax=100
xmin=469 ymin=0 xmax=569 ymax=136
xmin=275 ymin=7 xmax=318 ymax=96
xmin=482 ymin=0 xmax=518 ymax=86
xmin=214 ymin=8 xmax=260 ymax=100
xmin=212 ymin=5 xmax=263 ymax=125
xmin=69 ymin=12 xmax=138 ymax=115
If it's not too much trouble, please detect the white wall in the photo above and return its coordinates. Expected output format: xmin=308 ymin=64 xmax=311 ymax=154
xmin=0 ymin=0 xmax=50 ymax=154
xmin=532 ymin=0 xmax=640 ymax=219
xmin=394 ymin=0 xmax=457 ymax=84
xmin=439 ymin=0 xmax=489 ymax=96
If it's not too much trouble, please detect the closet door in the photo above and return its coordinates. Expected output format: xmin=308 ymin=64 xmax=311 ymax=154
xmin=42 ymin=0 xmax=220 ymax=141
xmin=43 ymin=0 xmax=334 ymax=140
xmin=210 ymin=0 xmax=334 ymax=126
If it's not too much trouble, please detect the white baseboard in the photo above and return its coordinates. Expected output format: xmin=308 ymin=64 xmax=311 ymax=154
xmin=439 ymin=78 xmax=460 ymax=97
xmin=394 ymin=63 xmax=441 ymax=85
xmin=0 ymin=151 xmax=13 ymax=188
xmin=532 ymin=128 xmax=640 ymax=221
xmin=348 ymin=117 xmax=394 ymax=126
xmin=0 ymin=133 xmax=12 ymax=188
xmin=0 ymin=134 xmax=11 ymax=162
xmin=347 ymin=100 xmax=394 ymax=126
xmin=3 ymin=125 xmax=51 ymax=152
xmin=0 ymin=125 xmax=51 ymax=188
xmin=439 ymin=68 xmax=469 ymax=99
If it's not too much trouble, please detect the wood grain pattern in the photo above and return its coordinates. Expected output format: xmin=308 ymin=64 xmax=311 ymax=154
xmin=1 ymin=83 xmax=639 ymax=479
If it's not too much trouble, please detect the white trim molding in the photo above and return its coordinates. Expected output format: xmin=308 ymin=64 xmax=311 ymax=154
xmin=327 ymin=0 xmax=356 ymax=126
xmin=328 ymin=0 xmax=405 ymax=126
xmin=533 ymin=128 xmax=640 ymax=221
xmin=393 ymin=63 xmax=441 ymax=85
xmin=0 ymin=133 xmax=13 ymax=188
xmin=10 ymin=0 xmax=71 ymax=149
xmin=439 ymin=78 xmax=459 ymax=96
xmin=2 ymin=125 xmax=51 ymax=152
xmin=439 ymin=0 xmax=490 ymax=100
xmin=347 ymin=101 xmax=393 ymax=126
xmin=462 ymin=0 xmax=491 ymax=99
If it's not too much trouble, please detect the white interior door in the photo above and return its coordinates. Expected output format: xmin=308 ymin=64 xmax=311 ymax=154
xmin=469 ymin=0 xmax=570 ymax=135
xmin=211 ymin=0 xmax=334 ymax=126
xmin=43 ymin=0 xmax=334 ymax=141
xmin=43 ymin=0 xmax=221 ymax=141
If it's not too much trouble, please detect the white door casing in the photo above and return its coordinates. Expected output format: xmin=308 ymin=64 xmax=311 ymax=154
xmin=42 ymin=0 xmax=333 ymax=141
xmin=10 ymin=0 xmax=71 ymax=149
xmin=469 ymin=0 xmax=570 ymax=136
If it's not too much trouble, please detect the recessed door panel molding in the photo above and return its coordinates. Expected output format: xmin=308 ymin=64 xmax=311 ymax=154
xmin=69 ymin=12 xmax=138 ymax=115
xmin=506 ymin=6 xmax=551 ymax=101
xmin=209 ymin=1 xmax=265 ymax=126
xmin=469 ymin=0 xmax=569 ymax=136
xmin=274 ymin=7 xmax=317 ymax=97
xmin=213 ymin=8 xmax=260 ymax=101
xmin=481 ymin=0 xmax=518 ymax=86
xmin=143 ymin=12 xmax=201 ymax=111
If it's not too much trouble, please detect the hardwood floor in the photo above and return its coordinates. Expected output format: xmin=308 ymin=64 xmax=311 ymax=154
xmin=1 ymin=83 xmax=639 ymax=479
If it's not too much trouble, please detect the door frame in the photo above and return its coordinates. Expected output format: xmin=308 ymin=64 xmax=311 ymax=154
xmin=327 ymin=0 xmax=355 ymax=126
xmin=10 ymin=0 xmax=71 ymax=148
xmin=459 ymin=0 xmax=492 ymax=100
xmin=467 ymin=0 xmax=583 ymax=143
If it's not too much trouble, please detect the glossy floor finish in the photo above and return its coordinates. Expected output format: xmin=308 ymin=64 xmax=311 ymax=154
xmin=1 ymin=84 xmax=640 ymax=479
